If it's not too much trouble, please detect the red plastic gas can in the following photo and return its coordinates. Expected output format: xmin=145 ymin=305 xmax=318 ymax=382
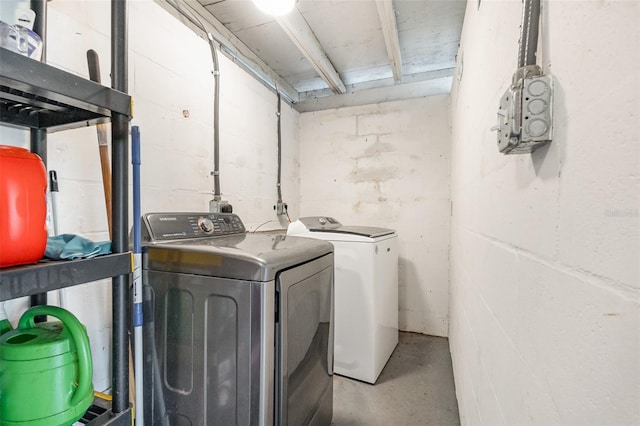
xmin=0 ymin=145 xmax=48 ymax=268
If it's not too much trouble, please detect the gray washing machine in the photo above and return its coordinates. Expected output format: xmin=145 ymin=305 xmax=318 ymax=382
xmin=141 ymin=212 xmax=334 ymax=425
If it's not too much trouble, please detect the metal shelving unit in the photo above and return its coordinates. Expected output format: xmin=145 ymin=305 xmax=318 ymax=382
xmin=0 ymin=253 xmax=131 ymax=302
xmin=0 ymin=2 xmax=132 ymax=420
xmin=0 ymin=48 xmax=131 ymax=132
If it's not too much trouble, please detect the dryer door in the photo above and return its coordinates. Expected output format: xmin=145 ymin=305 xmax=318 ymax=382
xmin=276 ymin=253 xmax=334 ymax=426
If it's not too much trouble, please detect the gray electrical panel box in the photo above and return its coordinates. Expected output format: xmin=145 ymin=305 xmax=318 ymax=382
xmin=495 ymin=66 xmax=553 ymax=154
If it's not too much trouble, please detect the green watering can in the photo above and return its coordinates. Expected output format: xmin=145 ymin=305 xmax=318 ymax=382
xmin=0 ymin=306 xmax=94 ymax=426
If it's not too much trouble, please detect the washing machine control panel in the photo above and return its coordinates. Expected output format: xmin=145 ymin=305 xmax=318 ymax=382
xmin=142 ymin=213 xmax=246 ymax=241
xmin=299 ymin=216 xmax=342 ymax=231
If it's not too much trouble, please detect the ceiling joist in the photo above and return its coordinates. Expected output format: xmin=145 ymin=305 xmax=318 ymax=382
xmin=375 ymin=0 xmax=403 ymax=83
xmin=276 ymin=9 xmax=347 ymax=94
xmin=296 ymin=74 xmax=454 ymax=113
xmin=299 ymin=68 xmax=455 ymax=101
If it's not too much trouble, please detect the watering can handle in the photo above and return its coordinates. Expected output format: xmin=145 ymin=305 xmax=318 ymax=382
xmin=18 ymin=306 xmax=93 ymax=406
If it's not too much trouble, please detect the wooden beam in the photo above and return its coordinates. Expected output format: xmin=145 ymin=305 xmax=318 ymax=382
xmin=276 ymin=9 xmax=346 ymax=94
xmin=294 ymin=76 xmax=453 ymax=113
xmin=299 ymin=68 xmax=455 ymax=101
xmin=375 ymin=0 xmax=403 ymax=83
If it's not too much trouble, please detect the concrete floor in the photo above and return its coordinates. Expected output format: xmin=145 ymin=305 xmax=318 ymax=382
xmin=331 ymin=332 xmax=460 ymax=425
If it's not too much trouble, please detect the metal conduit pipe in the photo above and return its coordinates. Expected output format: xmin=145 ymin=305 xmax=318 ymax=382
xmin=165 ymin=0 xmax=295 ymax=106
xmin=211 ymin=34 xmax=221 ymax=200
xmin=277 ymin=91 xmax=283 ymax=204
xmin=518 ymin=0 xmax=541 ymax=68
xmin=218 ymin=43 xmax=295 ymax=104
xmin=167 ymin=0 xmax=222 ymax=199
xmin=167 ymin=0 xmax=300 ymax=205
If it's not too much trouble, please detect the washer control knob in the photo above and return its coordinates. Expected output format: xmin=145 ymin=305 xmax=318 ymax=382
xmin=318 ymin=217 xmax=327 ymax=225
xmin=198 ymin=217 xmax=214 ymax=234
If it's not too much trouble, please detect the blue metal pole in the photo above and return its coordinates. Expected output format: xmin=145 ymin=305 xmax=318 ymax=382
xmin=131 ymin=125 xmax=144 ymax=425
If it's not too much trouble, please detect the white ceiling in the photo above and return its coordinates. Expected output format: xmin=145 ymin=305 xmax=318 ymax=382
xmin=172 ymin=0 xmax=466 ymax=111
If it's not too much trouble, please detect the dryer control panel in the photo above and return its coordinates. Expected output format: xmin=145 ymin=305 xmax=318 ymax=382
xmin=142 ymin=212 xmax=245 ymax=241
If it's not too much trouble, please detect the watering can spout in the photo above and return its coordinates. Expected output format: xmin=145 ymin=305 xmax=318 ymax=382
xmin=0 ymin=301 xmax=12 ymax=335
xmin=0 ymin=319 xmax=11 ymax=336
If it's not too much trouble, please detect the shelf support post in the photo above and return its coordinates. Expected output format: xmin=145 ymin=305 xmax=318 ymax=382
xmin=111 ymin=0 xmax=130 ymax=415
xmin=29 ymin=0 xmax=48 ymax=322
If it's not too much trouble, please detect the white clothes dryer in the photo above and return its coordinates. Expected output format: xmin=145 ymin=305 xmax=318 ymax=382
xmin=287 ymin=216 xmax=398 ymax=384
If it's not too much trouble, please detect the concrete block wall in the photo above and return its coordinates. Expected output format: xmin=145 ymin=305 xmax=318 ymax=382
xmin=299 ymin=97 xmax=451 ymax=336
xmin=0 ymin=0 xmax=299 ymax=391
xmin=449 ymin=1 xmax=640 ymax=424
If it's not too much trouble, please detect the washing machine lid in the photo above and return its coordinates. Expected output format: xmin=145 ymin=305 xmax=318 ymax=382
xmin=292 ymin=216 xmax=395 ymax=238
xmin=142 ymin=213 xmax=333 ymax=281
xmin=311 ymin=225 xmax=394 ymax=238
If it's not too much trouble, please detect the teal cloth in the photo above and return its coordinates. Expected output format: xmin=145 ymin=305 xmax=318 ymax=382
xmin=45 ymin=234 xmax=111 ymax=260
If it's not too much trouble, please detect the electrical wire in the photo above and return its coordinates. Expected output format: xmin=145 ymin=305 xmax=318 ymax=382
xmin=252 ymin=220 xmax=278 ymax=233
xmin=284 ymin=205 xmax=291 ymax=223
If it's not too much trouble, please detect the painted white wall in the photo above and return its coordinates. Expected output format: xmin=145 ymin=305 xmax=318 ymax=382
xmin=299 ymin=97 xmax=451 ymax=336
xmin=1 ymin=0 xmax=299 ymax=392
xmin=449 ymin=1 xmax=640 ymax=425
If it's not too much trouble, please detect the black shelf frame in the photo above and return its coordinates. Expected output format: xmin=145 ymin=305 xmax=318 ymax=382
xmin=0 ymin=1 xmax=132 ymax=423
xmin=0 ymin=48 xmax=131 ymax=132
xmin=80 ymin=397 xmax=132 ymax=426
xmin=0 ymin=253 xmax=132 ymax=302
